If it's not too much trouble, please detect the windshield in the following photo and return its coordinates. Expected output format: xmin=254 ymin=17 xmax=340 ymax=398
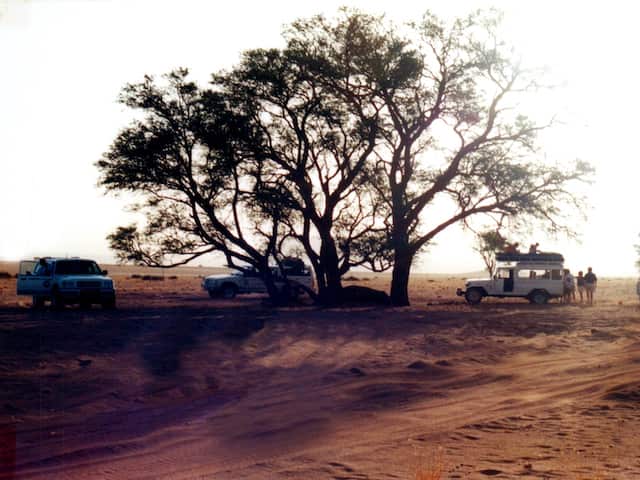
xmin=55 ymin=260 xmax=103 ymax=275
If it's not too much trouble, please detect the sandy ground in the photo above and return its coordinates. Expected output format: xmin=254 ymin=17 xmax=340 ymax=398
xmin=1 ymin=263 xmax=639 ymax=479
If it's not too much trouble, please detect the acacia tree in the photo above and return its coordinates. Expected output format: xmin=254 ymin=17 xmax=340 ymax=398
xmin=473 ymin=229 xmax=506 ymax=277
xmin=97 ymin=69 xmax=289 ymax=301
xmin=286 ymin=10 xmax=593 ymax=305
xmin=100 ymin=11 xmax=593 ymax=307
xmin=215 ymin=47 xmax=388 ymax=304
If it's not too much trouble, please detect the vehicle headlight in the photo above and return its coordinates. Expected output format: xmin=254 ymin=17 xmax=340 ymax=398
xmin=62 ymin=280 xmax=75 ymax=288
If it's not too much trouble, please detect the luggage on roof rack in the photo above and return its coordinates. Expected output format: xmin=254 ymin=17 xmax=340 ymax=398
xmin=495 ymin=252 xmax=564 ymax=263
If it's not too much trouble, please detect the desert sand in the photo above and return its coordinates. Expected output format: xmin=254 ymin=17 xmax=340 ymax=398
xmin=1 ymin=263 xmax=639 ymax=479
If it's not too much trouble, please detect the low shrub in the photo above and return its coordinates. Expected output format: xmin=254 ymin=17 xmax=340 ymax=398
xmin=130 ymin=273 xmax=165 ymax=281
xmin=142 ymin=275 xmax=164 ymax=281
xmin=343 ymin=275 xmax=370 ymax=281
xmin=338 ymin=285 xmax=390 ymax=305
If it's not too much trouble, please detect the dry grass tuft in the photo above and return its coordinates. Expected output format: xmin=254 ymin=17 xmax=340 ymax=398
xmin=413 ymin=447 xmax=446 ymax=480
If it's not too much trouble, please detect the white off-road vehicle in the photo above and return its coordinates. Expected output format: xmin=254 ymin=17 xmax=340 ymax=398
xmin=202 ymin=260 xmax=314 ymax=299
xmin=17 ymin=257 xmax=116 ymax=309
xmin=457 ymin=252 xmax=565 ymax=305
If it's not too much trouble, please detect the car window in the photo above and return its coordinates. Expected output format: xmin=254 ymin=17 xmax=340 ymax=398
xmin=55 ymin=260 xmax=102 ymax=275
xmin=34 ymin=263 xmax=52 ymax=276
xmin=496 ymin=269 xmax=511 ymax=279
xmin=517 ymin=269 xmax=553 ymax=279
xmin=19 ymin=261 xmax=37 ymax=275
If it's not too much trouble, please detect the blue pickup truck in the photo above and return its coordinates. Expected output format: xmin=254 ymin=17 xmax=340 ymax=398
xmin=17 ymin=257 xmax=116 ymax=309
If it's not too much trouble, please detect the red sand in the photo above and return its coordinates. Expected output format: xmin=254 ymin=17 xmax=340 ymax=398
xmin=1 ymin=265 xmax=639 ymax=479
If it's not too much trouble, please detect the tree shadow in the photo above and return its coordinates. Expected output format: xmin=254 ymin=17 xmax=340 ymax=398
xmin=0 ymin=304 xmax=273 ymax=378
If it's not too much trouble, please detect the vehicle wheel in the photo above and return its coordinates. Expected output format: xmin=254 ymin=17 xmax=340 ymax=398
xmin=208 ymin=289 xmax=218 ymax=299
xmin=280 ymin=284 xmax=293 ymax=300
xmin=465 ymin=288 xmax=484 ymax=305
xmin=32 ymin=296 xmax=45 ymax=309
xmin=51 ymin=290 xmax=65 ymax=310
xmin=221 ymin=284 xmax=237 ymax=299
xmin=102 ymin=299 xmax=116 ymax=309
xmin=529 ymin=290 xmax=549 ymax=305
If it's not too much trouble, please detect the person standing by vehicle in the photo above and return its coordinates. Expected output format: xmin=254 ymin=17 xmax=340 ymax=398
xmin=584 ymin=267 xmax=598 ymax=305
xmin=34 ymin=258 xmax=51 ymax=276
xmin=576 ymin=271 xmax=586 ymax=303
xmin=563 ymin=269 xmax=575 ymax=303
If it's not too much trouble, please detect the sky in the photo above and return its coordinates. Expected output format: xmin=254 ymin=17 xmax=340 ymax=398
xmin=1 ymin=0 xmax=639 ymax=276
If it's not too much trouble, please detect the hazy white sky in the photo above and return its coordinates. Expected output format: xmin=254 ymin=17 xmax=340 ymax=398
xmin=1 ymin=0 xmax=639 ymax=275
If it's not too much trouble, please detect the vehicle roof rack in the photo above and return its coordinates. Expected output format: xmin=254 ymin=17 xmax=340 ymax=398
xmin=496 ymin=252 xmax=564 ymax=263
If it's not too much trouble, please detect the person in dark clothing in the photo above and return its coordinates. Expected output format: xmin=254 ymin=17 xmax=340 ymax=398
xmin=35 ymin=258 xmax=50 ymax=276
xmin=584 ymin=267 xmax=597 ymax=305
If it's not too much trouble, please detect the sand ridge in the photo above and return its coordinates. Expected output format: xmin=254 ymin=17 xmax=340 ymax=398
xmin=1 ymin=270 xmax=639 ymax=479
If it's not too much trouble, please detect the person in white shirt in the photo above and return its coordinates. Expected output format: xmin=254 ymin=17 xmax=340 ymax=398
xmin=563 ymin=269 xmax=576 ymax=304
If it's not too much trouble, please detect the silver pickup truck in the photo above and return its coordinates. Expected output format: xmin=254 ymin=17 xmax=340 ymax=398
xmin=202 ymin=265 xmax=313 ymax=299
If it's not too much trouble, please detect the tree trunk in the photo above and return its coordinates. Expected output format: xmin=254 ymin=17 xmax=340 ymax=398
xmin=317 ymin=234 xmax=343 ymax=306
xmin=390 ymin=248 xmax=412 ymax=306
xmin=389 ymin=206 xmax=413 ymax=306
xmin=314 ymin=269 xmax=328 ymax=303
xmin=321 ymin=264 xmax=342 ymax=305
xmin=300 ymin=217 xmax=344 ymax=306
xmin=264 ymin=277 xmax=283 ymax=304
xmin=261 ymin=268 xmax=282 ymax=303
xmin=308 ymin=253 xmax=341 ymax=306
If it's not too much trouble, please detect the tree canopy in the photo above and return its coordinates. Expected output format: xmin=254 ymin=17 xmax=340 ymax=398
xmin=473 ymin=229 xmax=507 ymax=277
xmin=98 ymin=9 xmax=593 ymax=306
xmin=282 ymin=10 xmax=592 ymax=304
xmin=97 ymin=69 xmax=293 ymax=301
